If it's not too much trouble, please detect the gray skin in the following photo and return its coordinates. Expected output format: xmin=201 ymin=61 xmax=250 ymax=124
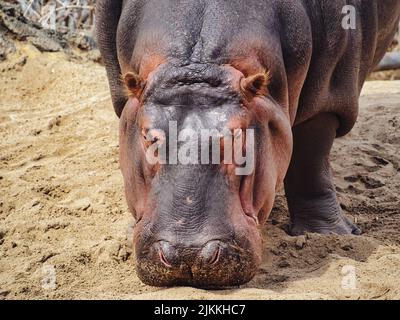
xmin=96 ymin=0 xmax=400 ymax=288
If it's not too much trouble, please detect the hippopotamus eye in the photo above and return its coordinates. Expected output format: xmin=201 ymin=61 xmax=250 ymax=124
xmin=142 ymin=128 xmax=157 ymax=142
xmin=141 ymin=128 xmax=164 ymax=149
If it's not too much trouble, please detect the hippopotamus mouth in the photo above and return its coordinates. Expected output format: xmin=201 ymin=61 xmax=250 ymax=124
xmin=118 ymin=64 xmax=292 ymax=287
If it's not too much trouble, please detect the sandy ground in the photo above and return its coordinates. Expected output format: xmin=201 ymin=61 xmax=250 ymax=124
xmin=0 ymin=43 xmax=399 ymax=300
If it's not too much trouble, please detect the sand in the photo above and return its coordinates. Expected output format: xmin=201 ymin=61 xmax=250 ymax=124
xmin=0 ymin=43 xmax=399 ymax=300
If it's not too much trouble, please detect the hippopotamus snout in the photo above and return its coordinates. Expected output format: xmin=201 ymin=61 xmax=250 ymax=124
xmin=156 ymin=240 xmax=222 ymax=268
xmin=136 ymin=237 xmax=258 ymax=288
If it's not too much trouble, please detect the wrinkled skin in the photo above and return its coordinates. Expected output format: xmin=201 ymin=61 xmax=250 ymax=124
xmin=96 ymin=0 xmax=400 ymax=287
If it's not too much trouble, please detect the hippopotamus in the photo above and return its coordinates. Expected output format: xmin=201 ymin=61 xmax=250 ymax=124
xmin=96 ymin=0 xmax=400 ymax=287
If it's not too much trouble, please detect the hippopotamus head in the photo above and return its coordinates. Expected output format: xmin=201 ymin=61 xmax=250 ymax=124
xmin=119 ymin=62 xmax=292 ymax=287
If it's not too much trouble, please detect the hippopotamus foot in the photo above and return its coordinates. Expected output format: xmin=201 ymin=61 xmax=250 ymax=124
xmin=284 ymin=113 xmax=362 ymax=236
xmin=286 ymin=193 xmax=361 ymax=236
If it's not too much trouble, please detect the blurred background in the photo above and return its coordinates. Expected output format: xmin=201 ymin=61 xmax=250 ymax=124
xmin=11 ymin=0 xmax=95 ymax=32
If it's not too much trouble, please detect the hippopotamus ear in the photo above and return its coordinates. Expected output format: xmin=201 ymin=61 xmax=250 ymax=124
xmin=240 ymin=71 xmax=270 ymax=99
xmin=123 ymin=72 xmax=146 ymax=99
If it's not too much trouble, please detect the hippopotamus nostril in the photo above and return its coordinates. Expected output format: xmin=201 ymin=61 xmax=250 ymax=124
xmin=137 ymin=238 xmax=258 ymax=287
xmin=199 ymin=241 xmax=221 ymax=266
xmin=157 ymin=241 xmax=174 ymax=268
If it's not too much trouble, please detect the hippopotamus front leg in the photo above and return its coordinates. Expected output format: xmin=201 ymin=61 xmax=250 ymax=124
xmin=284 ymin=113 xmax=361 ymax=236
